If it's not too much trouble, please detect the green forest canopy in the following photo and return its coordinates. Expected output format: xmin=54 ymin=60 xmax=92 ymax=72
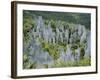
xmin=23 ymin=10 xmax=91 ymax=30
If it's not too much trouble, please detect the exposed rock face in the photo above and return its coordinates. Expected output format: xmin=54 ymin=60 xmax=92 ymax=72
xmin=24 ymin=16 xmax=91 ymax=68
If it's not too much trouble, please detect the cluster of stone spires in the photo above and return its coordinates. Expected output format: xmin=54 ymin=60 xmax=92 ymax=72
xmin=24 ymin=16 xmax=91 ymax=68
xmin=31 ymin=16 xmax=89 ymax=45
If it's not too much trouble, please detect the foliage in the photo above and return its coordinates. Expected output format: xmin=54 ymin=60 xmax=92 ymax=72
xmin=23 ymin=10 xmax=91 ymax=29
xmin=51 ymin=57 xmax=91 ymax=67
